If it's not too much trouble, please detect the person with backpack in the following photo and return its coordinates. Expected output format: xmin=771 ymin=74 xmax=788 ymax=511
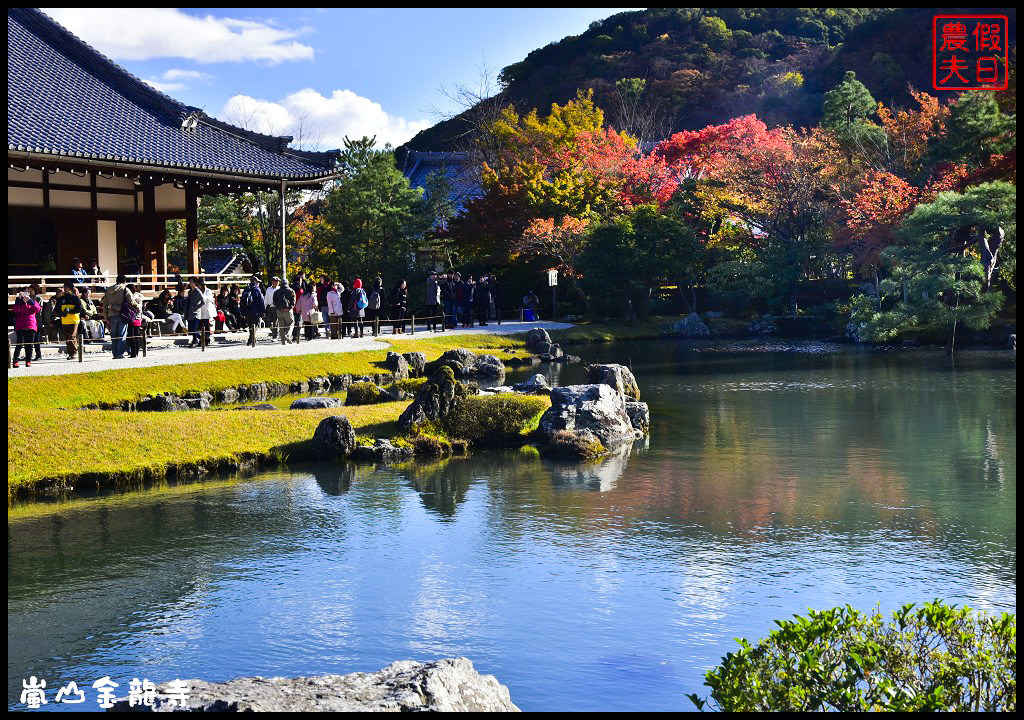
xmin=274 ymin=279 xmax=296 ymax=344
xmin=103 ymin=273 xmax=130 ymax=359
xmin=240 ymin=275 xmax=266 ymax=347
xmin=11 ymin=288 xmax=41 ymax=368
xmin=349 ymin=277 xmax=368 ymax=338
xmin=366 ymin=277 xmax=383 ymax=337
xmin=317 ymin=275 xmax=332 ymax=338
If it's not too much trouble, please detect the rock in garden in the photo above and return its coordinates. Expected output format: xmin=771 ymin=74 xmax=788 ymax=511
xmin=480 ymin=386 xmax=514 ymax=394
xmin=1008 ymin=333 xmax=1016 ymax=351
xmin=625 ymin=400 xmax=650 ymax=434
xmin=587 ymin=364 xmax=640 ymax=400
xmin=231 ymin=404 xmax=278 ymax=411
xmin=512 ymin=374 xmax=551 ymax=395
xmin=109 ymin=657 xmax=519 ymax=712
xmin=539 ymin=429 xmax=606 ymax=460
xmin=290 ymin=397 xmax=343 ymax=410
xmin=671 ymin=312 xmax=711 ymax=338
xmin=385 ymin=352 xmax=410 ymax=380
xmin=136 ymin=393 xmax=188 ymax=412
xmin=216 ymin=387 xmax=239 ymax=404
xmin=308 ymin=376 xmax=331 ymax=392
xmin=467 ymin=354 xmax=505 ymax=381
xmin=402 ymin=352 xmax=427 ymax=377
xmin=525 ymin=328 xmax=552 ymax=353
xmin=312 ymin=415 xmax=356 ymax=460
xmin=748 ymin=315 xmax=777 ymax=335
xmin=181 ymin=392 xmax=212 ymax=410
xmin=398 ymin=366 xmax=465 ymax=431
xmin=351 ymin=438 xmax=415 ymax=464
xmin=539 ymin=383 xmax=636 ymax=451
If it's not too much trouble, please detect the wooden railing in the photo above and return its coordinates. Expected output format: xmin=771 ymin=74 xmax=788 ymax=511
xmin=7 ymin=273 xmax=253 ymax=304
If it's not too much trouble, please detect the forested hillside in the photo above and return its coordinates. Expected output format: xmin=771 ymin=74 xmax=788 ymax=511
xmin=403 ymin=7 xmax=1016 ymax=151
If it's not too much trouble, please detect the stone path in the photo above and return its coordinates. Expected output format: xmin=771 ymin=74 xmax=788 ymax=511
xmin=7 ymin=321 xmax=574 ymax=377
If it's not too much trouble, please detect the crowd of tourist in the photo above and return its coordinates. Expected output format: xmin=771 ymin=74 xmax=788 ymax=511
xmin=10 ymin=264 xmax=548 ymax=367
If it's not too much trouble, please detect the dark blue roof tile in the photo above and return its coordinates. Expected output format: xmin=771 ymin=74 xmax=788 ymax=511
xmin=7 ymin=8 xmax=338 ymax=181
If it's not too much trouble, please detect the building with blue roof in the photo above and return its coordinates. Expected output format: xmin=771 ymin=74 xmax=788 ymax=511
xmin=7 ymin=7 xmax=338 ymax=282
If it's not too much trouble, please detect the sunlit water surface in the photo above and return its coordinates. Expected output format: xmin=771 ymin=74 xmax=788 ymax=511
xmin=8 ymin=341 xmax=1016 ymax=711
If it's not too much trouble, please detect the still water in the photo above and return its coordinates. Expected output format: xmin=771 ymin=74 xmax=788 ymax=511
xmin=8 ymin=341 xmax=1016 ymax=711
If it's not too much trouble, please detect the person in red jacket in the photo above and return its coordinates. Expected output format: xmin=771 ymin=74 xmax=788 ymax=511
xmin=11 ymin=288 xmax=42 ymax=367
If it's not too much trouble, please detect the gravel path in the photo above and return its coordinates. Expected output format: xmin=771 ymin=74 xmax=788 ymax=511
xmin=7 ymin=321 xmax=574 ymax=377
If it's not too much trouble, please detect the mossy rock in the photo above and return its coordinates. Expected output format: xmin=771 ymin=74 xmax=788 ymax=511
xmin=540 ymin=429 xmax=606 ymax=460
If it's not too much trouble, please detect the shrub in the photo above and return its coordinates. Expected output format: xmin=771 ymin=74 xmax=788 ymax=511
xmin=442 ymin=394 xmax=548 ymax=446
xmin=688 ymin=601 xmax=1017 ymax=712
xmin=346 ymin=382 xmax=385 ymax=406
xmin=393 ymin=377 xmax=427 ymax=394
xmin=412 ymin=434 xmax=450 ymax=457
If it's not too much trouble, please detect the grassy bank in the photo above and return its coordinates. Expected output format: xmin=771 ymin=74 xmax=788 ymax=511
xmin=7 ymin=333 xmax=536 ymax=499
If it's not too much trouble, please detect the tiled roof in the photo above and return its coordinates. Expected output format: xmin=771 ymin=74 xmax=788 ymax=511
xmin=200 ymin=245 xmax=251 ymax=276
xmin=402 ymin=151 xmax=481 ymax=215
xmin=7 ymin=8 xmax=338 ymax=181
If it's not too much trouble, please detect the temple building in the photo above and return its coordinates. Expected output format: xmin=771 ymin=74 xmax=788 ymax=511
xmin=7 ymin=7 xmax=338 ymax=284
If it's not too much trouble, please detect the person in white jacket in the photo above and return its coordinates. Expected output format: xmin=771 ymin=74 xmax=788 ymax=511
xmin=264 ymin=277 xmax=280 ymax=339
xmin=327 ymin=282 xmax=345 ymax=339
xmin=195 ymin=280 xmax=216 ymax=347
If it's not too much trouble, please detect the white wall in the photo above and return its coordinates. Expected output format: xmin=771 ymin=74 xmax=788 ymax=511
xmin=97 ymin=220 xmax=117 ymax=276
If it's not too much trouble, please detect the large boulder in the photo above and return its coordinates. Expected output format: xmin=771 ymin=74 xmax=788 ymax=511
xmin=512 ymin=374 xmax=551 ymax=395
xmin=398 ymin=366 xmax=465 ymax=431
xmin=524 ymin=328 xmax=552 ymax=353
xmin=539 ymin=384 xmax=636 ymax=451
xmin=385 ymin=352 xmax=410 ymax=380
xmin=402 ymin=351 xmax=427 ymax=377
xmin=109 ymin=657 xmax=519 ymax=712
xmin=181 ymin=392 xmax=212 ymax=410
xmin=290 ymin=397 xmax=343 ymax=410
xmin=312 ymin=415 xmax=356 ymax=460
xmin=468 ymin=354 xmax=505 ymax=382
xmin=625 ymin=401 xmax=650 ymax=434
xmin=425 ymin=348 xmax=505 ymax=383
xmin=587 ymin=364 xmax=640 ymax=400
xmin=670 ymin=312 xmax=711 ymax=338
xmin=351 ymin=439 xmax=415 ymax=464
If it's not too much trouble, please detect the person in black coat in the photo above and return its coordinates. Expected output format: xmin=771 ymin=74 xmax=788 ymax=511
xmin=475 ymin=276 xmax=491 ymax=326
xmin=390 ymin=280 xmax=408 ymax=334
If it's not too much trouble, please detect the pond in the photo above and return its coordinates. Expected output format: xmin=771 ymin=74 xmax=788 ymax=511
xmin=8 ymin=340 xmax=1016 ymax=711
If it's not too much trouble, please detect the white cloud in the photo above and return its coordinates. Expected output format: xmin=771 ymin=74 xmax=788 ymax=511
xmin=163 ymin=69 xmax=213 ymax=82
xmin=220 ymin=89 xmax=431 ymax=149
xmin=143 ymin=79 xmax=186 ymax=93
xmin=41 ymin=8 xmax=314 ymax=64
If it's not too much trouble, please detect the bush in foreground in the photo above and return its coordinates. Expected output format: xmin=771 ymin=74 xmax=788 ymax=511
xmin=688 ymin=601 xmax=1016 ymax=712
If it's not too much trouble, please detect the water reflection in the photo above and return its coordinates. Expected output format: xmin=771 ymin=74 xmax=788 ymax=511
xmin=8 ymin=342 xmax=1015 ymax=712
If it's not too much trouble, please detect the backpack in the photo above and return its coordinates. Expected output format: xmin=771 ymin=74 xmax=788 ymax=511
xmin=275 ymin=287 xmax=294 ymax=310
xmin=368 ymin=290 xmax=381 ymax=310
xmin=355 ymin=288 xmax=368 ymax=309
xmin=119 ymin=297 xmax=137 ymax=323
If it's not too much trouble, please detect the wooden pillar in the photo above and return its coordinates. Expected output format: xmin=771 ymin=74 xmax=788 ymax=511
xmin=141 ymin=183 xmax=159 ymax=278
xmin=186 ymin=187 xmax=199 ymax=275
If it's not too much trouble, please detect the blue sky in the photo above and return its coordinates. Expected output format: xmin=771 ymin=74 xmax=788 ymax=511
xmin=42 ymin=8 xmax=640 ymax=148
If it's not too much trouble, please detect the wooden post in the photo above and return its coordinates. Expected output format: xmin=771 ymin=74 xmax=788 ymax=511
xmin=410 ymin=315 xmax=415 ymax=335
xmin=201 ymin=325 xmax=206 ymax=352
xmin=186 ymin=187 xmax=199 ymax=275
xmin=78 ymin=334 xmax=83 ymax=363
xmin=141 ymin=325 xmax=147 ymax=357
